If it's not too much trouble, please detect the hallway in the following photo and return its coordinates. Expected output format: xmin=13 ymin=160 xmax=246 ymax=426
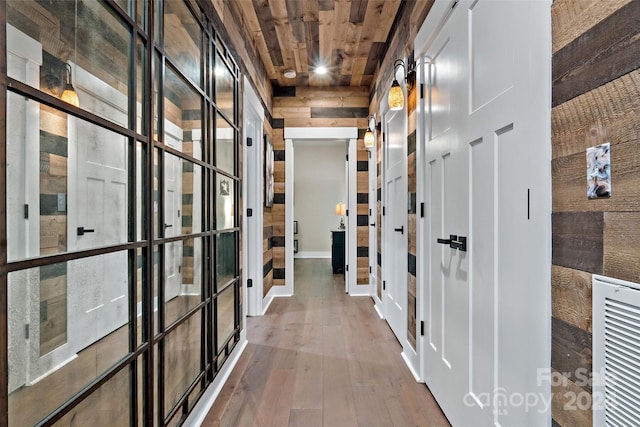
xmin=202 ymin=259 xmax=450 ymax=427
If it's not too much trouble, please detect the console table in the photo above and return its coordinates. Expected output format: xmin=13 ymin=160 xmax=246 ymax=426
xmin=331 ymin=230 xmax=345 ymax=274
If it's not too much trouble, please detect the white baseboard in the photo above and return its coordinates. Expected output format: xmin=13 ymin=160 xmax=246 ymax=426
xmin=373 ymin=299 xmax=384 ymax=319
xmin=262 ymin=293 xmax=274 ymax=315
xmin=402 ymin=350 xmax=423 ymax=383
xmin=294 ymin=251 xmax=331 ymax=259
xmin=183 ymin=331 xmax=248 ymax=427
xmin=348 ymin=288 xmax=372 ymax=296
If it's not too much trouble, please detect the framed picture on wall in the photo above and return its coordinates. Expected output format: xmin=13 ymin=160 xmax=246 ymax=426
xmin=264 ymin=134 xmax=274 ymax=207
xmin=293 ymin=220 xmax=298 ymax=234
xmin=293 ymin=239 xmax=298 ymax=253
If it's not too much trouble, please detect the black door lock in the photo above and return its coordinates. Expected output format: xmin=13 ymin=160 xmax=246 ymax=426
xmin=436 ymin=234 xmax=467 ymax=252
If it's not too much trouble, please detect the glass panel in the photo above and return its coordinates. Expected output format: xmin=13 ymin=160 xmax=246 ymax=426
xmin=137 ymin=0 xmax=147 ymax=31
xmin=137 ymin=355 xmax=145 ymax=427
xmin=51 ymin=367 xmax=131 ymax=426
xmin=215 ymin=113 xmax=234 ymax=173
xmin=215 ymin=52 xmax=234 ymax=121
xmin=136 ymin=248 xmax=145 ymax=347
xmin=163 ymin=0 xmax=202 ymax=87
xmin=154 ymin=245 xmax=160 ymax=335
xmin=6 ymin=96 xmax=130 ymax=263
xmin=136 ymin=141 xmax=147 ymax=241
xmin=216 ymin=283 xmax=235 ymax=353
xmin=163 ymin=153 xmax=202 ymax=236
xmin=153 ymin=52 xmax=160 ymax=141
xmin=137 ymin=36 xmax=148 ymax=135
xmin=164 ymin=65 xmax=203 ymax=160
xmin=164 ymin=311 xmax=202 ymax=415
xmin=8 ymin=252 xmax=130 ymax=426
xmin=154 ymin=148 xmax=160 ymax=239
xmin=216 ymin=232 xmax=236 ymax=288
xmin=7 ymin=0 xmax=130 ymax=127
xmin=164 ymin=238 xmax=203 ymax=327
xmin=215 ymin=173 xmax=235 ymax=230
xmin=113 ymin=0 xmax=131 ymax=17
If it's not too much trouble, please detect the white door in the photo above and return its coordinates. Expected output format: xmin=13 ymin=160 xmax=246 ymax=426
xmin=68 ymin=118 xmax=128 ymax=350
xmin=242 ymin=78 xmax=264 ymax=316
xmin=419 ymin=1 xmax=551 ymax=425
xmin=67 ymin=63 xmax=130 ymax=351
xmin=163 ymin=122 xmax=184 ymax=302
xmin=383 ymin=108 xmax=407 ymax=341
xmin=369 ymin=140 xmax=378 ymax=299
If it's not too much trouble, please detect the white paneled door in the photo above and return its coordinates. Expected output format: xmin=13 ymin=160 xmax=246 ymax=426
xmin=419 ymin=1 xmax=551 ymax=425
xmin=383 ymin=108 xmax=408 ymax=342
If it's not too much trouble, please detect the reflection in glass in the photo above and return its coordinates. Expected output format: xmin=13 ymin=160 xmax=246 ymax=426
xmin=215 ymin=114 xmax=234 ymax=173
xmin=163 ymin=0 xmax=202 ymax=87
xmin=164 ymin=238 xmax=203 ymax=327
xmin=6 ymin=96 xmax=129 ymax=263
xmin=136 ymin=141 xmax=147 ymax=241
xmin=164 ymin=311 xmax=202 ymax=415
xmin=215 ymin=52 xmax=234 ymax=121
xmin=8 ymin=0 xmax=130 ymax=127
xmin=136 ymin=248 xmax=145 ymax=347
xmin=164 ymin=153 xmax=202 ymax=236
xmin=217 ymin=284 xmax=236 ymax=353
xmin=53 ymin=367 xmax=130 ymax=427
xmin=154 ymin=245 xmax=160 ymax=336
xmin=137 ymin=36 xmax=148 ymax=135
xmin=216 ymin=173 xmax=235 ymax=230
xmin=113 ymin=0 xmax=131 ymax=17
xmin=164 ymin=65 xmax=203 ymax=160
xmin=216 ymin=232 xmax=236 ymax=288
xmin=8 ymin=252 xmax=130 ymax=426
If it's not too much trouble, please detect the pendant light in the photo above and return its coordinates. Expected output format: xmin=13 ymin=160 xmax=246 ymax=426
xmin=364 ymin=114 xmax=376 ymax=149
xmin=388 ymin=59 xmax=414 ymax=111
xmin=60 ymin=63 xmax=80 ymax=107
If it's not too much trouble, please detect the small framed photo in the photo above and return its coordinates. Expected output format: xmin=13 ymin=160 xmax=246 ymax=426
xmin=586 ymin=142 xmax=611 ymax=199
xmin=293 ymin=220 xmax=298 ymax=234
xmin=264 ymin=134 xmax=274 ymax=207
xmin=293 ymin=239 xmax=298 ymax=253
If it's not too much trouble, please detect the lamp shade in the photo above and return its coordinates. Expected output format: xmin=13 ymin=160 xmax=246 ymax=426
xmin=335 ymin=202 xmax=346 ymax=216
xmin=363 ymin=129 xmax=374 ymax=148
xmin=388 ymin=79 xmax=404 ymax=111
xmin=61 ymin=84 xmax=80 ymax=107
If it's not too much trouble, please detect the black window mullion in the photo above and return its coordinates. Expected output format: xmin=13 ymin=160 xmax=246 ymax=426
xmin=144 ymin=1 xmax=155 ymax=426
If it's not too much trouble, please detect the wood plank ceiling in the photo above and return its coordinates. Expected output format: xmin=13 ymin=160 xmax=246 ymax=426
xmin=230 ymin=0 xmax=404 ymax=87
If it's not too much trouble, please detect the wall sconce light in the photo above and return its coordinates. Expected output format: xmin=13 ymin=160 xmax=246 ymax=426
xmin=335 ymin=202 xmax=346 ymax=229
xmin=388 ymin=59 xmax=415 ymax=111
xmin=60 ymin=63 xmax=80 ymax=107
xmin=364 ymin=114 xmax=376 ymax=149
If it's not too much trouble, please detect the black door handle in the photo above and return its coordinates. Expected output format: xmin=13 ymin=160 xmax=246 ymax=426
xmin=394 ymin=226 xmax=404 ymax=234
xmin=436 ymin=234 xmax=467 ymax=252
xmin=370 ymin=223 xmax=376 ymax=227
xmin=165 ymin=224 xmax=173 ymax=229
xmin=437 ymin=234 xmax=457 ymax=245
xmin=77 ymin=227 xmax=95 ymax=236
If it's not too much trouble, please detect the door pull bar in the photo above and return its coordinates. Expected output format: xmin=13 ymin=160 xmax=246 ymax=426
xmin=394 ymin=226 xmax=404 ymax=234
xmin=77 ymin=227 xmax=95 ymax=236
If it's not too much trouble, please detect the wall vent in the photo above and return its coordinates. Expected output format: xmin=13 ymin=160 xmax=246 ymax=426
xmin=593 ymin=275 xmax=640 ymax=427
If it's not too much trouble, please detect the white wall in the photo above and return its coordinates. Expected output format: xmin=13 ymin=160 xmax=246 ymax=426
xmin=293 ymin=142 xmax=346 ymax=255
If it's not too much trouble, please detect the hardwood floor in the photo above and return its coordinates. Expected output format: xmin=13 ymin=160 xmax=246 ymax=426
xmin=202 ymin=259 xmax=451 ymax=427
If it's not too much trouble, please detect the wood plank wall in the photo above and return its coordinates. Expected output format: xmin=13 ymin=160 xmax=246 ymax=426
xmin=551 ymin=1 xmax=639 ymax=425
xmin=273 ymin=86 xmax=371 ymax=286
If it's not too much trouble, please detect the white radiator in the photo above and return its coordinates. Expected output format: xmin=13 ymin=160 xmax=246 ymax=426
xmin=593 ymin=275 xmax=640 ymax=427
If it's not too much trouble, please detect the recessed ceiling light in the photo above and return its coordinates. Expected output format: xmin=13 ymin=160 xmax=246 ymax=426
xmin=315 ymin=65 xmax=328 ymax=75
xmin=283 ymin=69 xmax=297 ymax=79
